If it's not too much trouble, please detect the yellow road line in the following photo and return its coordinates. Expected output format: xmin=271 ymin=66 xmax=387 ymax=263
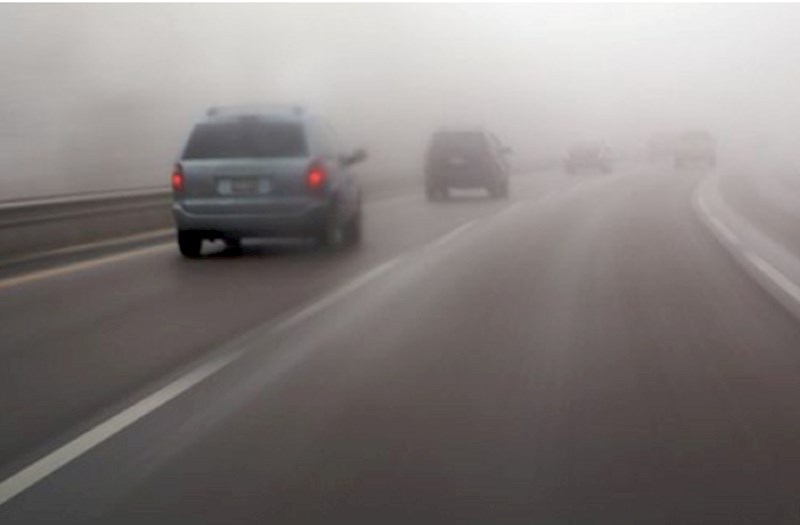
xmin=0 ymin=243 xmax=173 ymax=291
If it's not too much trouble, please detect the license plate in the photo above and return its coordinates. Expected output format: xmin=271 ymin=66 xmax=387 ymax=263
xmin=231 ymin=179 xmax=258 ymax=193
xmin=218 ymin=177 xmax=270 ymax=195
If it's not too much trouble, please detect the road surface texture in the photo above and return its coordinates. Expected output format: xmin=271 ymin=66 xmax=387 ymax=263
xmin=3 ymin=164 xmax=800 ymax=523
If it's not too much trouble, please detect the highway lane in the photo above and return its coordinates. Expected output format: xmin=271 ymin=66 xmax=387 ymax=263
xmin=6 ymin=164 xmax=800 ymax=522
xmin=0 ymin=172 xmax=565 ymax=477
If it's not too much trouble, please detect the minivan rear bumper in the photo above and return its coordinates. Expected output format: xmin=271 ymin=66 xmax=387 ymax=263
xmin=427 ymin=171 xmax=499 ymax=189
xmin=172 ymin=200 xmax=328 ymax=239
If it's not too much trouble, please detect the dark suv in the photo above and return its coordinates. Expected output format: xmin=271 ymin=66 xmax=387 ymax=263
xmin=171 ymin=105 xmax=366 ymax=257
xmin=565 ymin=142 xmax=613 ymax=174
xmin=425 ymin=129 xmax=511 ymax=201
xmin=674 ymin=130 xmax=716 ymax=168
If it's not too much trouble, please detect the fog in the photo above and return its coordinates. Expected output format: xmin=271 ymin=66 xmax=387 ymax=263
xmin=2 ymin=3 xmax=800 ymax=199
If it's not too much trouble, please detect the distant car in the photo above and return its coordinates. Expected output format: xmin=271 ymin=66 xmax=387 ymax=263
xmin=425 ymin=129 xmax=511 ymax=201
xmin=647 ymin=133 xmax=677 ymax=162
xmin=565 ymin=142 xmax=613 ymax=174
xmin=675 ymin=130 xmax=716 ymax=168
xmin=171 ymin=105 xmax=366 ymax=258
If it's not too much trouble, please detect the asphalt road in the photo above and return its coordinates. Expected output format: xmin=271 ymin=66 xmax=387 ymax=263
xmin=3 ymin=164 xmax=800 ymax=523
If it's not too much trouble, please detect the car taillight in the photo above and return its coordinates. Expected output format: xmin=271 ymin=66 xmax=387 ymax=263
xmin=307 ymin=163 xmax=326 ymax=192
xmin=171 ymin=164 xmax=184 ymax=191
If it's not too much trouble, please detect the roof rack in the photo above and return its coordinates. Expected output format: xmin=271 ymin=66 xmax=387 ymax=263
xmin=434 ymin=126 xmax=486 ymax=134
xmin=206 ymin=104 xmax=305 ymax=118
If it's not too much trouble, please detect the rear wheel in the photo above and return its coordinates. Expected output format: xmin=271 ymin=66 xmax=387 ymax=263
xmin=315 ymin=204 xmax=345 ymax=250
xmin=426 ymin=182 xmax=447 ymax=202
xmin=177 ymin=230 xmax=203 ymax=258
xmin=225 ymin=237 xmax=243 ymax=254
xmin=489 ymin=181 xmax=508 ymax=199
xmin=426 ymin=185 xmax=439 ymax=202
xmin=500 ymin=180 xmax=510 ymax=199
xmin=343 ymin=207 xmax=362 ymax=247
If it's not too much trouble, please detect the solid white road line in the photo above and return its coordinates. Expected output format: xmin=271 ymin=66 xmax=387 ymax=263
xmin=694 ymin=185 xmax=739 ymax=246
xmin=745 ymin=251 xmax=800 ymax=306
xmin=427 ymin=221 xmax=476 ymax=251
xmin=500 ymin=202 xmax=524 ymax=216
xmin=695 ymin=178 xmax=800 ymax=311
xmin=0 ymin=219 xmax=480 ymax=508
xmin=0 ymin=259 xmax=396 ymax=507
xmin=272 ymin=258 xmax=401 ymax=332
xmin=0 ymin=347 xmax=242 ymax=506
xmin=709 ymin=215 xmax=741 ymax=247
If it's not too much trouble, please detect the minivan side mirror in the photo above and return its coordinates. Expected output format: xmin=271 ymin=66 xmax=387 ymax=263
xmin=340 ymin=148 xmax=368 ymax=167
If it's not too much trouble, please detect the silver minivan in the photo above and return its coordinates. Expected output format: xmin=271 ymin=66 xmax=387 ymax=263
xmin=171 ymin=106 xmax=366 ymax=257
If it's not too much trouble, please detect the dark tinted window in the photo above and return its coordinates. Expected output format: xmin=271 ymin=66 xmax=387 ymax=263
xmin=431 ymin=132 xmax=485 ymax=152
xmin=569 ymin=143 xmax=603 ymax=158
xmin=679 ymin=131 xmax=714 ymax=146
xmin=428 ymin=131 xmax=491 ymax=162
xmin=182 ymin=118 xmax=307 ymax=159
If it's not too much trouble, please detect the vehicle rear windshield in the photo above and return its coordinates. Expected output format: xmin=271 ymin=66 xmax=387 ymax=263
xmin=680 ymin=132 xmax=713 ymax=145
xmin=430 ymin=132 xmax=487 ymax=156
xmin=571 ymin=145 xmax=602 ymax=157
xmin=182 ymin=118 xmax=307 ymax=159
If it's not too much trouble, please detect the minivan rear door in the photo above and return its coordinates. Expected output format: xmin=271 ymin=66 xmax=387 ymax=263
xmin=178 ymin=117 xmax=311 ymax=214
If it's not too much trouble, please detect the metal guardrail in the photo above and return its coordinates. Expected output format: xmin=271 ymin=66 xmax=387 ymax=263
xmin=0 ymin=186 xmax=175 ymax=262
xmin=0 ymin=188 xmax=172 ymax=229
xmin=0 ymin=164 xmax=555 ymax=263
xmin=0 ymin=175 xmax=417 ymax=262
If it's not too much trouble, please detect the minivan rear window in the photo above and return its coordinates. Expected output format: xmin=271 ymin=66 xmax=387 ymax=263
xmin=431 ymin=132 xmax=485 ymax=152
xmin=182 ymin=118 xmax=307 ymax=159
xmin=428 ymin=132 xmax=489 ymax=161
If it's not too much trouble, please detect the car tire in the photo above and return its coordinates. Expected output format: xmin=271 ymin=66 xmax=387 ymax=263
xmin=343 ymin=205 xmax=362 ymax=247
xmin=426 ymin=184 xmax=440 ymax=202
xmin=315 ymin=204 xmax=345 ymax=250
xmin=178 ymin=230 xmax=203 ymax=258
xmin=225 ymin=237 xmax=243 ymax=254
xmin=489 ymin=181 xmax=509 ymax=199
xmin=494 ymin=181 xmax=510 ymax=199
xmin=429 ymin=185 xmax=449 ymax=201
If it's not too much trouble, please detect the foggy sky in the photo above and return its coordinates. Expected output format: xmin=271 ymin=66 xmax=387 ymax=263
xmin=2 ymin=3 xmax=800 ymax=199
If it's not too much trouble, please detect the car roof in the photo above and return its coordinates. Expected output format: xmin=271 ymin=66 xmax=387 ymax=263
xmin=434 ymin=127 xmax=487 ymax=135
xmin=680 ymin=130 xmax=712 ymax=139
xmin=570 ymin=141 xmax=605 ymax=150
xmin=199 ymin=104 xmax=313 ymax=125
